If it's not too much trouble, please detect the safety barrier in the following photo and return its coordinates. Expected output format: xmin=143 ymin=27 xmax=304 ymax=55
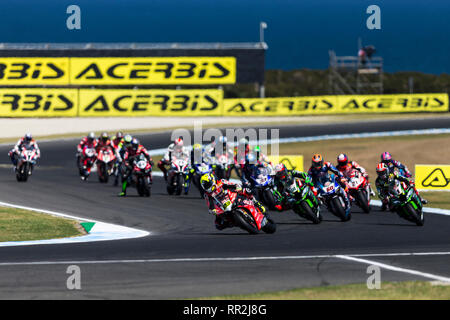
xmin=0 ymin=90 xmax=447 ymax=117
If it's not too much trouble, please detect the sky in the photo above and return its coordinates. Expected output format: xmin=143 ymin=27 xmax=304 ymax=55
xmin=0 ymin=0 xmax=448 ymax=74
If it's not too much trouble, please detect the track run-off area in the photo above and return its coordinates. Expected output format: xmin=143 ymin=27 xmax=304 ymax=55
xmin=0 ymin=117 xmax=449 ymax=299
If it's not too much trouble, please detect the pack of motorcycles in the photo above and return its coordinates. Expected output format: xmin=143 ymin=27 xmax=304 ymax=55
xmin=16 ymin=143 xmax=425 ymax=233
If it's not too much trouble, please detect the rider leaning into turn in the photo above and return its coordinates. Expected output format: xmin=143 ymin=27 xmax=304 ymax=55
xmin=375 ymin=162 xmax=427 ymax=211
xmin=308 ymin=154 xmax=351 ymax=210
xmin=380 ymin=152 xmax=412 ymax=178
xmin=336 ymin=153 xmax=376 ymax=196
xmin=9 ymin=133 xmax=41 ymax=168
xmin=273 ymin=163 xmax=316 ymax=211
xmin=119 ymin=138 xmax=154 ymax=197
xmin=200 ymin=173 xmax=267 ymax=230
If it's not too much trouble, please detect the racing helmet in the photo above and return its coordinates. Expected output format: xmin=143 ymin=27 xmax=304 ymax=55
xmin=100 ymin=132 xmax=109 ymax=143
xmin=24 ymin=133 xmax=33 ymax=142
xmin=275 ymin=163 xmax=288 ymax=180
xmin=312 ymin=154 xmax=323 ymax=168
xmin=115 ymin=132 xmax=124 ymax=139
xmin=131 ymin=138 xmax=139 ymax=149
xmin=87 ymin=132 xmax=95 ymax=142
xmin=381 ymin=152 xmax=392 ymax=163
xmin=200 ymin=173 xmax=216 ymax=193
xmin=337 ymin=153 xmax=348 ymax=167
xmin=174 ymin=138 xmax=184 ymax=152
xmin=376 ymin=162 xmax=389 ymax=179
xmin=123 ymin=134 xmax=133 ymax=146
xmin=193 ymin=143 xmax=202 ymax=151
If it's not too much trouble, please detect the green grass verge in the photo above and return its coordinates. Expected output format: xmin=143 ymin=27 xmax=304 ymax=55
xmin=198 ymin=281 xmax=450 ymax=300
xmin=0 ymin=206 xmax=85 ymax=242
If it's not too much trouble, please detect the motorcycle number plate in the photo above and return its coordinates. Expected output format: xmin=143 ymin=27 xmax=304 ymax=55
xmin=222 ymin=200 xmax=232 ymax=209
xmin=326 ymin=185 xmax=334 ymax=192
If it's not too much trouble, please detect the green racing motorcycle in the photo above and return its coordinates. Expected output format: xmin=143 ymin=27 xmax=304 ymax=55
xmin=273 ymin=177 xmax=322 ymax=224
xmin=389 ymin=179 xmax=424 ymax=226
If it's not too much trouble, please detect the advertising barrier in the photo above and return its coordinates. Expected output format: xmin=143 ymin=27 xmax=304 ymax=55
xmin=0 ymin=88 xmax=78 ymax=117
xmin=224 ymin=93 xmax=449 ymax=116
xmin=0 ymin=91 xmax=448 ymax=117
xmin=78 ymin=89 xmax=223 ymax=117
xmin=268 ymin=155 xmax=304 ymax=172
xmin=0 ymin=57 xmax=236 ymax=85
xmin=415 ymin=165 xmax=450 ymax=191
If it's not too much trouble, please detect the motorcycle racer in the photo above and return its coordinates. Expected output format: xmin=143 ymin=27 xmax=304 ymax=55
xmin=380 ymin=152 xmax=412 ymax=178
xmin=119 ymin=138 xmax=154 ymax=196
xmin=157 ymin=137 xmax=190 ymax=181
xmin=9 ymin=133 xmax=41 ymax=168
xmin=113 ymin=134 xmax=133 ymax=186
xmin=111 ymin=131 xmax=124 ymax=150
xmin=375 ymin=163 xmax=427 ymax=211
xmin=200 ymin=173 xmax=267 ymax=230
xmin=273 ymin=163 xmax=316 ymax=211
xmin=336 ymin=153 xmax=375 ymax=196
xmin=96 ymin=132 xmax=115 ymax=154
xmin=308 ymin=154 xmax=351 ymax=210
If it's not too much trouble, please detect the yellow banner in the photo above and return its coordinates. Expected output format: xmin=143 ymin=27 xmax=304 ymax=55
xmin=337 ymin=94 xmax=449 ymax=113
xmin=70 ymin=57 xmax=236 ymax=85
xmin=0 ymin=58 xmax=70 ymax=85
xmin=0 ymin=57 xmax=236 ymax=85
xmin=224 ymin=94 xmax=448 ymax=116
xmin=78 ymin=89 xmax=224 ymax=117
xmin=268 ymin=155 xmax=304 ymax=172
xmin=224 ymin=96 xmax=338 ymax=116
xmin=0 ymin=88 xmax=78 ymax=117
xmin=415 ymin=165 xmax=450 ymax=191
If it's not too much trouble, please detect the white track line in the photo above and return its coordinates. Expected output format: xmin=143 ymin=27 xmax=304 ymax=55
xmin=0 ymin=251 xmax=449 ymax=267
xmin=336 ymin=255 xmax=450 ymax=283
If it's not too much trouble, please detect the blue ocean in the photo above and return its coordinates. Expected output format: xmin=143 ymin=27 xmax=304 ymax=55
xmin=0 ymin=0 xmax=448 ymax=74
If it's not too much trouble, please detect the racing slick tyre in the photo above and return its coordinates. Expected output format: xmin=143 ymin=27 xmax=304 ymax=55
xmin=356 ymin=190 xmax=370 ymax=213
xmin=261 ymin=217 xmax=277 ymax=234
xmin=331 ymin=197 xmax=351 ymax=222
xmin=233 ymin=208 xmax=259 ymax=234
xmin=175 ymin=175 xmax=184 ymax=196
xmin=406 ymin=203 xmax=424 ymax=226
xmin=299 ymin=201 xmax=321 ymax=224
xmin=262 ymin=189 xmax=277 ymax=210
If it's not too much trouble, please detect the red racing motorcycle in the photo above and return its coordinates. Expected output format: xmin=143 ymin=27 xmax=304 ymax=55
xmin=213 ymin=189 xmax=276 ymax=234
xmin=130 ymin=154 xmax=152 ymax=197
xmin=347 ymin=169 xmax=371 ymax=213
xmin=97 ymin=147 xmax=116 ymax=183
xmin=79 ymin=146 xmax=97 ymax=181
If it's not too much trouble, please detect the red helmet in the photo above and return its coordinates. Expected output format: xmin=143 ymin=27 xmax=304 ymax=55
xmin=275 ymin=163 xmax=288 ymax=179
xmin=376 ymin=162 xmax=389 ymax=179
xmin=312 ymin=154 xmax=323 ymax=168
xmin=337 ymin=153 xmax=348 ymax=166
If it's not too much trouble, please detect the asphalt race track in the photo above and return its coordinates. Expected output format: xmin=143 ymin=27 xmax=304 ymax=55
xmin=0 ymin=118 xmax=449 ymax=299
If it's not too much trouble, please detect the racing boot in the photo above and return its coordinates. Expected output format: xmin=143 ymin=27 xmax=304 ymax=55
xmin=119 ymin=181 xmax=128 ymax=197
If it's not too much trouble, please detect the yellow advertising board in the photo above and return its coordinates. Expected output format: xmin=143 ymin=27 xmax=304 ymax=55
xmin=224 ymin=96 xmax=338 ymax=116
xmin=224 ymin=94 xmax=448 ymax=116
xmin=337 ymin=94 xmax=449 ymax=113
xmin=0 ymin=57 xmax=236 ymax=85
xmin=0 ymin=88 xmax=78 ymax=117
xmin=415 ymin=165 xmax=450 ymax=191
xmin=268 ymin=155 xmax=304 ymax=172
xmin=70 ymin=57 xmax=236 ymax=85
xmin=78 ymin=89 xmax=224 ymax=117
xmin=0 ymin=58 xmax=70 ymax=85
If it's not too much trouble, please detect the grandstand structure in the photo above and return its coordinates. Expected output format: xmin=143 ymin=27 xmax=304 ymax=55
xmin=328 ymin=49 xmax=384 ymax=95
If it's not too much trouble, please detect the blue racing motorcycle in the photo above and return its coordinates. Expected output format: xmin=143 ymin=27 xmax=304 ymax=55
xmin=316 ymin=173 xmax=351 ymax=221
